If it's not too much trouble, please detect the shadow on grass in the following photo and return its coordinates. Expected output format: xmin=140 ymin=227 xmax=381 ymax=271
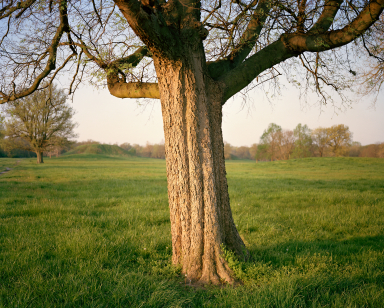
xmin=228 ymin=176 xmax=384 ymax=193
xmin=247 ymin=234 xmax=384 ymax=265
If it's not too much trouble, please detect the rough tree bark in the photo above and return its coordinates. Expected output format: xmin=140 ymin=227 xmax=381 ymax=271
xmin=153 ymin=42 xmax=246 ymax=284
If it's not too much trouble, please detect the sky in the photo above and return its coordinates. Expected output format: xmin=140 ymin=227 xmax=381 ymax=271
xmin=71 ymin=81 xmax=384 ymax=147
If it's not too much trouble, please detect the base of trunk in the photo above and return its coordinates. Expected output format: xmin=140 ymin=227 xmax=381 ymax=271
xmin=36 ymin=151 xmax=44 ymax=164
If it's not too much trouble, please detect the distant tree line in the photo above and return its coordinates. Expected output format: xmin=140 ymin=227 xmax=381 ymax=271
xmin=224 ymin=143 xmax=258 ymax=160
xmin=1 ymin=120 xmax=383 ymax=160
xmin=119 ymin=142 xmax=166 ymax=159
xmin=254 ymin=123 xmax=384 ymax=161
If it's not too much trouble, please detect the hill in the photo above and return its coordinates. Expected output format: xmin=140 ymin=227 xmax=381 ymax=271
xmin=64 ymin=143 xmax=133 ymax=156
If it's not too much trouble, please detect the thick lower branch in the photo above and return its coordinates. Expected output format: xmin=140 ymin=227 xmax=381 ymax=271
xmin=107 ymin=81 xmax=160 ymax=99
xmin=221 ymin=40 xmax=297 ymax=101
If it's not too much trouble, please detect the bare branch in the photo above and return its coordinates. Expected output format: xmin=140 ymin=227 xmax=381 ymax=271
xmin=91 ymin=0 xmax=103 ymax=26
xmin=308 ymin=0 xmax=343 ymax=34
xmin=220 ymin=39 xmax=295 ymax=101
xmin=0 ymin=0 xmax=36 ymax=20
xmin=49 ymin=52 xmax=78 ymax=84
xmin=207 ymin=0 xmax=272 ymax=78
xmin=69 ymin=50 xmax=84 ymax=95
xmin=285 ymin=0 xmax=384 ymax=53
xmin=0 ymin=0 xmax=70 ymax=104
xmin=0 ymin=15 xmax=12 ymax=46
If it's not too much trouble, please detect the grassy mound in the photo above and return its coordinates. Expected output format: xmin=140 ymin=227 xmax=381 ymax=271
xmin=64 ymin=143 xmax=132 ymax=157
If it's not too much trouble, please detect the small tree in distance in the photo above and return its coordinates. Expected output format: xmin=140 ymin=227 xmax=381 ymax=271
xmin=326 ymin=124 xmax=352 ymax=156
xmin=312 ymin=127 xmax=329 ymax=157
xmin=292 ymin=124 xmax=313 ymax=158
xmin=277 ymin=129 xmax=295 ymax=160
xmin=3 ymin=85 xmax=77 ymax=163
xmin=258 ymin=123 xmax=282 ymax=161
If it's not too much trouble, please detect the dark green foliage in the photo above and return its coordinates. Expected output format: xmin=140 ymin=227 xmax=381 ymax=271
xmin=1 ymin=156 xmax=384 ymax=307
xmin=4 ymin=148 xmax=36 ymax=158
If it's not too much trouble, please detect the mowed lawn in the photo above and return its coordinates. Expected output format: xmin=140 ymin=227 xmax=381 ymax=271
xmin=0 ymin=155 xmax=383 ymax=307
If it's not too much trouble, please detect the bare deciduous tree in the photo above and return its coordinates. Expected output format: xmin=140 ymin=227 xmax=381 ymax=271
xmin=0 ymin=0 xmax=383 ymax=284
xmin=2 ymin=85 xmax=77 ymax=163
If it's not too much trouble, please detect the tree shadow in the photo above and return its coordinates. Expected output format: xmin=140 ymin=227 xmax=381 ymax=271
xmin=247 ymin=234 xmax=384 ymax=266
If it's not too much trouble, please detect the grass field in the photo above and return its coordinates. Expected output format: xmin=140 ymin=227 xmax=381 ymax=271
xmin=0 ymin=155 xmax=383 ymax=307
xmin=0 ymin=158 xmax=21 ymax=173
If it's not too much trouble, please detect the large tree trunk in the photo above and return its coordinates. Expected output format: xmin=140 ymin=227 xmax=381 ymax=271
xmin=36 ymin=151 xmax=44 ymax=164
xmin=153 ymin=45 xmax=246 ymax=285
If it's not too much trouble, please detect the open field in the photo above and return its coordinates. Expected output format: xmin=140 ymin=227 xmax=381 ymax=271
xmin=0 ymin=158 xmax=21 ymax=173
xmin=1 ymin=155 xmax=384 ymax=307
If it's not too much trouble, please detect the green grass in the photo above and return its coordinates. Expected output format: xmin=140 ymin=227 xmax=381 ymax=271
xmin=0 ymin=158 xmax=23 ymax=173
xmin=0 ymin=155 xmax=383 ymax=307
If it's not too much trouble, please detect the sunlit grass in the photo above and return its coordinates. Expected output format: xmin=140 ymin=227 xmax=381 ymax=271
xmin=1 ymin=155 xmax=383 ymax=307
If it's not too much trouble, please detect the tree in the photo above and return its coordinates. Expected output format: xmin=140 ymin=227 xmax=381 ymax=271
xmin=277 ymin=129 xmax=295 ymax=160
xmin=120 ymin=142 xmax=133 ymax=152
xmin=224 ymin=142 xmax=233 ymax=160
xmin=45 ymin=136 xmax=74 ymax=158
xmin=3 ymin=85 xmax=77 ymax=163
xmin=326 ymin=124 xmax=352 ymax=156
xmin=0 ymin=114 xmax=6 ymax=157
xmin=0 ymin=115 xmax=4 ymax=137
xmin=358 ymin=15 xmax=384 ymax=101
xmin=249 ymin=143 xmax=258 ymax=161
xmin=151 ymin=142 xmax=166 ymax=158
xmin=258 ymin=123 xmax=282 ymax=161
xmin=349 ymin=141 xmax=362 ymax=157
xmin=312 ymin=127 xmax=329 ymax=157
xmin=292 ymin=124 xmax=312 ymax=158
xmin=379 ymin=143 xmax=384 ymax=158
xmin=358 ymin=142 xmax=384 ymax=157
xmin=142 ymin=142 xmax=153 ymax=157
xmin=0 ymin=0 xmax=383 ymax=285
xmin=234 ymin=146 xmax=252 ymax=159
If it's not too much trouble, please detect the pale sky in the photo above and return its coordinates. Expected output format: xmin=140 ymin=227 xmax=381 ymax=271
xmin=72 ymin=82 xmax=384 ymax=147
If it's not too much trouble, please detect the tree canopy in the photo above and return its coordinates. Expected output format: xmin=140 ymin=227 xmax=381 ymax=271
xmin=0 ymin=0 xmax=383 ymax=105
xmin=2 ymin=84 xmax=77 ymax=163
